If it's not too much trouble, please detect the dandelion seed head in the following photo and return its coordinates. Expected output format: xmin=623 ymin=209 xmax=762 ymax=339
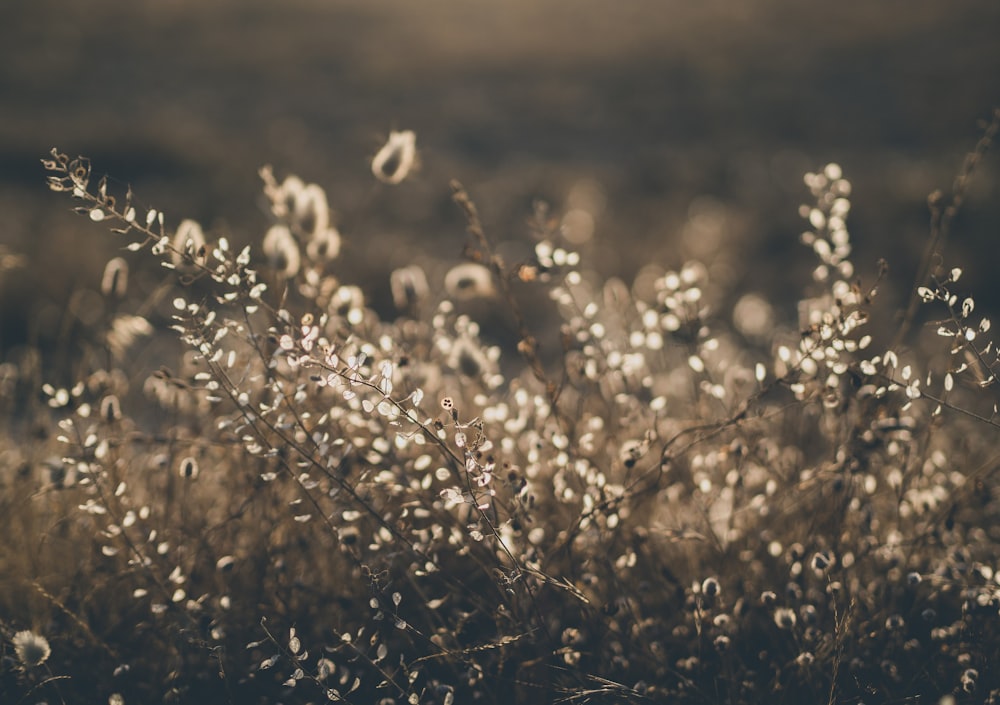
xmin=12 ymin=630 xmax=51 ymax=668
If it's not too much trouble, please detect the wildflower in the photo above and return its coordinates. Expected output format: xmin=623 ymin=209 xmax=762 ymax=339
xmin=372 ymin=130 xmax=416 ymax=184
xmin=12 ymin=630 xmax=51 ymax=667
xmin=263 ymin=224 xmax=301 ymax=278
xmin=444 ymin=263 xmax=494 ymax=300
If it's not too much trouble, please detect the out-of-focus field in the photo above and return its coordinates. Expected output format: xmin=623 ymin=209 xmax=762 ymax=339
xmin=1 ymin=0 xmax=998 ymax=361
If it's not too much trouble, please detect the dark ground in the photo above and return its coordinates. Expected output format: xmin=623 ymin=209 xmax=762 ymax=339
xmin=1 ymin=0 xmax=999 ymax=364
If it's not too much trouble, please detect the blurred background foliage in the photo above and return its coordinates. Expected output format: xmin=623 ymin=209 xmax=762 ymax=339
xmin=1 ymin=0 xmax=998 ymax=370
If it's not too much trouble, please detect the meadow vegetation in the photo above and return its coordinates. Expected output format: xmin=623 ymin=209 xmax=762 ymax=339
xmin=2 ymin=111 xmax=1000 ymax=704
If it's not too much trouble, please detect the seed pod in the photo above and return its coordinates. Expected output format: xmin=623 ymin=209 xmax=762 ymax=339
xmin=372 ymin=130 xmax=416 ymax=185
xmin=101 ymin=257 xmax=129 ymax=299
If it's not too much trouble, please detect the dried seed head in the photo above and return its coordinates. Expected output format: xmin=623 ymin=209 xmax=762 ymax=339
xmin=12 ymin=630 xmax=51 ymax=668
xmin=372 ymin=130 xmax=416 ymax=184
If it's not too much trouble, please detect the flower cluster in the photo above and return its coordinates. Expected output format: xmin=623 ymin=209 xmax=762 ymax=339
xmin=6 ymin=132 xmax=1000 ymax=705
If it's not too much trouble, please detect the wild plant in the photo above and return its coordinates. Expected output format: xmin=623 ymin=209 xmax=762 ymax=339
xmin=1 ymin=110 xmax=998 ymax=704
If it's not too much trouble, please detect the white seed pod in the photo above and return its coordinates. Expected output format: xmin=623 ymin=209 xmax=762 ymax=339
xmin=444 ymin=262 xmax=494 ymax=300
xmin=263 ymin=224 xmax=301 ymax=278
xmin=178 ymin=456 xmax=199 ymax=479
xmin=372 ymin=130 xmax=417 ymax=184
